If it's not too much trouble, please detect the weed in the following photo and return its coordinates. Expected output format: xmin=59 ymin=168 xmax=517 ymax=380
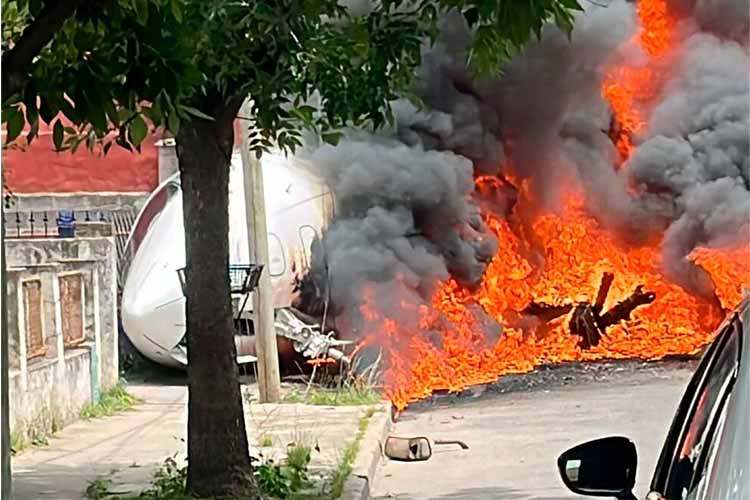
xmin=285 ymin=443 xmax=312 ymax=476
xmin=259 ymin=434 xmax=274 ymax=447
xmin=254 ymin=442 xmax=312 ymax=498
xmin=80 ymin=380 xmax=138 ymax=420
xmin=141 ymin=457 xmax=188 ymax=499
xmin=115 ymin=447 xmax=316 ymax=500
xmin=282 ymin=378 xmax=380 ymax=406
xmin=328 ymin=409 xmax=374 ymax=499
xmin=112 ymin=457 xmax=187 ymax=500
xmin=9 ymin=431 xmax=27 ymax=454
xmin=30 ymin=434 xmax=49 ymax=447
xmin=85 ymin=477 xmax=112 ymax=500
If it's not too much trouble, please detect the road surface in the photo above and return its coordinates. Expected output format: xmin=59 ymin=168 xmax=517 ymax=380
xmin=373 ymin=359 xmax=696 ymax=500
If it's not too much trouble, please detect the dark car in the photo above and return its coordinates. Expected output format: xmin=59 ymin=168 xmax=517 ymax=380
xmin=557 ymin=294 xmax=749 ymax=500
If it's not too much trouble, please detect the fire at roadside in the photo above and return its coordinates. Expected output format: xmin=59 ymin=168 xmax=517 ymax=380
xmin=295 ymin=0 xmax=750 ymax=412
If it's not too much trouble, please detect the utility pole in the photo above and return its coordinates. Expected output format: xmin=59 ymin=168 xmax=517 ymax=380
xmin=238 ymin=99 xmax=281 ymax=402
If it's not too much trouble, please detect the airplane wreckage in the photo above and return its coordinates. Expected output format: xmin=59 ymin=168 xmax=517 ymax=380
xmin=120 ymin=148 xmax=351 ymax=371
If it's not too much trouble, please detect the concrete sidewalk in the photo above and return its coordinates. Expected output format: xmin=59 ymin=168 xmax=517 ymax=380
xmin=11 ymin=383 xmax=389 ymax=500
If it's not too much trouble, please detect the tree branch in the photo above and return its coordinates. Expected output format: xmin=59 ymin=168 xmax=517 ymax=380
xmin=1 ymin=0 xmax=82 ymax=104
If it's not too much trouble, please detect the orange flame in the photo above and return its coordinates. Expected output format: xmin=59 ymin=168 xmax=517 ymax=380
xmin=360 ymin=194 xmax=746 ymax=412
xmin=350 ymin=0 xmax=748 ymax=413
xmin=603 ymin=0 xmax=675 ymax=161
xmin=689 ymin=246 xmax=750 ymax=310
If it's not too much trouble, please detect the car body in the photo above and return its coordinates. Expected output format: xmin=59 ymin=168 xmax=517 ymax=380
xmin=558 ymin=293 xmax=749 ymax=500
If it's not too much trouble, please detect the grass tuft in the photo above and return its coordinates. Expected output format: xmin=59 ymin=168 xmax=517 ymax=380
xmin=282 ymin=378 xmax=380 ymax=406
xmin=259 ymin=434 xmax=274 ymax=447
xmin=328 ymin=408 xmax=375 ymax=499
xmin=10 ymin=431 xmax=27 ymax=454
xmin=85 ymin=477 xmax=112 ymax=500
xmin=80 ymin=380 xmax=138 ymax=420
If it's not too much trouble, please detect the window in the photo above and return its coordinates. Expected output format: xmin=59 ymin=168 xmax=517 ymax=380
xmin=298 ymin=225 xmax=319 ymax=269
xmin=267 ymin=233 xmax=286 ymax=277
xmin=659 ymin=318 xmax=740 ymax=499
xmin=23 ymin=279 xmax=46 ymax=360
xmin=59 ymin=274 xmax=85 ymax=347
xmin=120 ymin=181 xmax=179 ymax=281
xmin=685 ymin=399 xmax=730 ymax=500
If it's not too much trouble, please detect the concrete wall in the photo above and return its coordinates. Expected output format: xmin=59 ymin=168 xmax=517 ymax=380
xmin=4 ymin=235 xmax=119 ymax=442
xmin=6 ymin=192 xmax=149 ymax=214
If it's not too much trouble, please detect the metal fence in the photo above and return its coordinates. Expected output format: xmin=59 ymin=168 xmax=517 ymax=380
xmin=3 ymin=208 xmax=137 ymax=288
xmin=3 ymin=209 xmax=104 ymax=238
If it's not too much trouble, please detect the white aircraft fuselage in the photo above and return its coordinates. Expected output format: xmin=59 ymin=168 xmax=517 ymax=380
xmin=120 ymin=150 xmax=334 ymax=368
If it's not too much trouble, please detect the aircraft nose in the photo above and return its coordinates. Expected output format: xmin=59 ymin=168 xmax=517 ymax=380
xmin=121 ymin=259 xmax=186 ymax=353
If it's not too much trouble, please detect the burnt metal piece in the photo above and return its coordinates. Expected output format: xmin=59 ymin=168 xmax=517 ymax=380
xmin=599 ymin=285 xmax=656 ymax=327
xmin=569 ymin=277 xmax=656 ymax=350
xmin=522 ymin=301 xmax=573 ymax=323
xmin=594 ymin=272 xmax=614 ymax=314
xmin=569 ymin=302 xmax=603 ymax=350
xmin=433 ymin=439 xmax=470 ymax=450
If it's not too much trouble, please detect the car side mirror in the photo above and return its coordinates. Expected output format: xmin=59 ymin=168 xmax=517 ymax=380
xmin=383 ymin=436 xmax=432 ymax=462
xmin=557 ymin=436 xmax=638 ymax=500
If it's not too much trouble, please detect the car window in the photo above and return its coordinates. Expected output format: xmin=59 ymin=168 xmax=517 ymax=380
xmin=663 ymin=319 xmax=740 ymax=500
xmin=684 ymin=398 xmax=730 ymax=500
xmin=650 ymin=325 xmax=726 ymax=492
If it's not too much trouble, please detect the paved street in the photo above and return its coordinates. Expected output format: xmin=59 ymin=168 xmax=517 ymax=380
xmin=373 ymin=360 xmax=696 ymax=500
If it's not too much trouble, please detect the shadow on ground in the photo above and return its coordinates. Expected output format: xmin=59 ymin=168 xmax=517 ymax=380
xmin=378 ymin=485 xmax=575 ymax=500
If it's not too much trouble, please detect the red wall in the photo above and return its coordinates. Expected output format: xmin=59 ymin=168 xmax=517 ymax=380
xmin=3 ymin=122 xmax=159 ymax=194
xmin=2 ymin=117 xmax=250 ymax=194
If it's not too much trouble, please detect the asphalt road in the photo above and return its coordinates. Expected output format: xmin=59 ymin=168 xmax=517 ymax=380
xmin=372 ymin=359 xmax=697 ymax=500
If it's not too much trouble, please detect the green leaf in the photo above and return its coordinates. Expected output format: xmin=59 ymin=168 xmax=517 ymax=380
xmin=321 ymin=131 xmax=342 ymax=146
xmin=129 ymin=115 xmax=148 ymax=146
xmin=179 ymin=105 xmax=214 ymax=121
xmin=88 ymin=102 xmax=108 ymax=131
xmin=296 ymin=105 xmax=316 ymax=121
xmin=53 ymin=120 xmax=64 ymax=150
xmin=39 ymin=96 xmax=60 ymax=124
xmin=27 ymin=119 xmax=40 ymax=144
xmin=170 ymin=0 xmax=183 ymax=22
xmin=133 ymin=0 xmax=148 ymax=25
xmin=118 ymin=109 xmax=134 ymax=123
xmin=104 ymin=100 xmax=120 ymax=128
xmin=168 ymin=112 xmax=180 ymax=136
xmin=5 ymin=107 xmax=25 ymax=144
xmin=182 ymin=66 xmax=204 ymax=87
xmin=28 ymin=0 xmax=42 ymax=16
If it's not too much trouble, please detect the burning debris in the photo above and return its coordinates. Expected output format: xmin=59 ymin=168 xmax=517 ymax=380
xmin=519 ymin=272 xmax=657 ymax=350
xmin=568 ymin=273 xmax=657 ymax=349
xmin=295 ymin=0 xmax=750 ymax=411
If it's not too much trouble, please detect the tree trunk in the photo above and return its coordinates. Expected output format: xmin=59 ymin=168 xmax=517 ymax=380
xmin=176 ymin=111 xmax=258 ymax=498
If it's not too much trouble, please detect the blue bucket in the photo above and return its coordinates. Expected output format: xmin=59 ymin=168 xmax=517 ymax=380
xmin=57 ymin=210 xmax=76 ymax=238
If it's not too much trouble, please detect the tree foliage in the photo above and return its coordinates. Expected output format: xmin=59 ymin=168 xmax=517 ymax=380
xmin=3 ymin=0 xmax=581 ymax=154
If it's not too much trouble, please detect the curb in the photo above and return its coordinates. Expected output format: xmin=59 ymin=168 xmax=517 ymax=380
xmin=340 ymin=402 xmax=393 ymax=500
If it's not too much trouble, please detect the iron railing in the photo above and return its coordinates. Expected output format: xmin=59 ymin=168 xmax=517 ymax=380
xmin=3 ymin=208 xmax=137 ymax=286
xmin=3 ymin=209 xmax=108 ymax=238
